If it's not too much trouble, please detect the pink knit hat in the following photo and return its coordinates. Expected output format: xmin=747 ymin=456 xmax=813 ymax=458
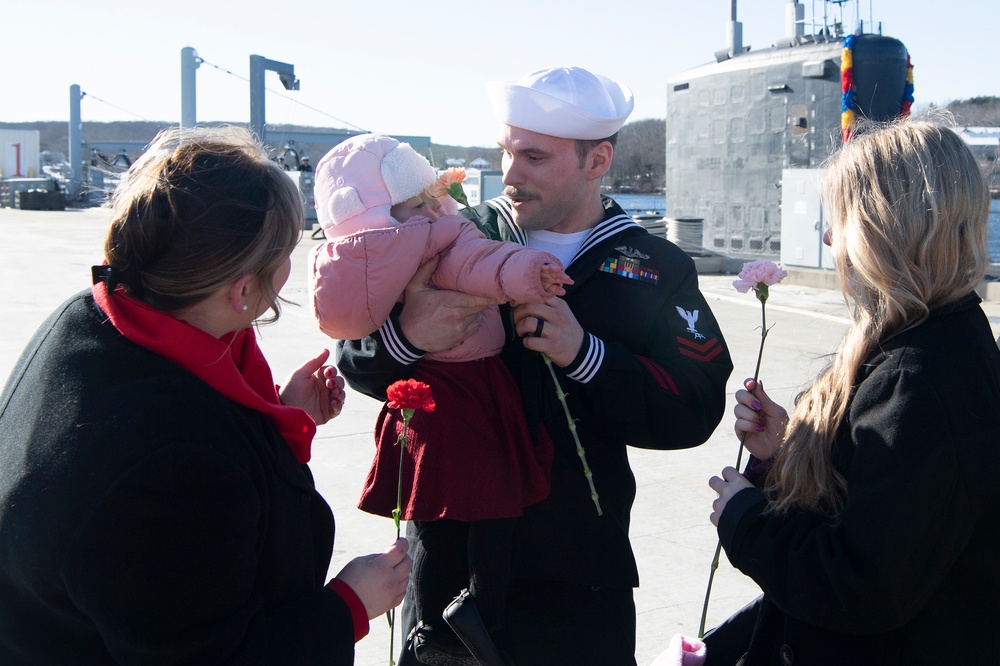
xmin=314 ymin=133 xmax=438 ymax=235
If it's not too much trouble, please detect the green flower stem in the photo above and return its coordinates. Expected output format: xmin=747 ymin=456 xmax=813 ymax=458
xmin=393 ymin=409 xmax=413 ymax=539
xmin=387 ymin=609 xmax=396 ymax=666
xmin=699 ymin=539 xmax=724 ymax=638
xmin=698 ymin=429 xmax=750 ymax=638
xmin=448 ymin=182 xmax=482 ymax=225
xmin=542 ymin=353 xmax=602 ymax=516
xmin=736 ymin=293 xmax=768 ymax=470
xmin=699 ymin=288 xmax=770 ymax=638
xmin=388 ymin=408 xmax=414 ymax=666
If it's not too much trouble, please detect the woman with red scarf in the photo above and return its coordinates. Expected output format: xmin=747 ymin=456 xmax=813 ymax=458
xmin=0 ymin=127 xmax=411 ymax=664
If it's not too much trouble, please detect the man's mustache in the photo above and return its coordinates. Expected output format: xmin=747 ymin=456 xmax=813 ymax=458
xmin=504 ymin=187 xmax=540 ymax=201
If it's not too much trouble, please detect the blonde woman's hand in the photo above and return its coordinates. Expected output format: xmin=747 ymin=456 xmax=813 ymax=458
xmin=734 ymin=378 xmax=786 ymax=461
xmin=279 ymin=349 xmax=346 ymax=424
xmin=709 ymin=466 xmax=753 ymax=526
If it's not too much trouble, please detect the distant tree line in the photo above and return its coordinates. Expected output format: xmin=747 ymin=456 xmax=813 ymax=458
xmin=433 ymin=119 xmax=668 ymax=194
xmin=606 ymin=119 xmax=666 ymax=193
xmin=4 ymin=97 xmax=996 ymax=194
xmin=939 ymin=96 xmax=1000 ymax=127
xmin=0 ymin=118 xmax=668 ymax=194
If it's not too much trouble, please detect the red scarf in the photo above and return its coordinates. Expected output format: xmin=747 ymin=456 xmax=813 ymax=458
xmin=91 ymin=282 xmax=315 ymax=463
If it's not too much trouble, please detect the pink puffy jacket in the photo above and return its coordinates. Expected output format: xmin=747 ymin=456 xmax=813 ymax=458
xmin=308 ymin=214 xmax=562 ymax=362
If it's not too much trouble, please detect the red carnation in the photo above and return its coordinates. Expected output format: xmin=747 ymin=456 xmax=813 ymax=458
xmin=386 ymin=379 xmax=436 ymax=413
xmin=384 ymin=378 xmax=435 ymax=665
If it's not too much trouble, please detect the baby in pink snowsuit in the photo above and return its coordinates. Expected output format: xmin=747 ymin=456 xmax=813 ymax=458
xmin=310 ymin=138 xmax=567 ymax=359
xmin=308 ymin=133 xmax=570 ymax=662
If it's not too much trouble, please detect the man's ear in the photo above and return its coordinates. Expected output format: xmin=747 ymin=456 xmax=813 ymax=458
xmin=229 ymin=274 xmax=255 ymax=313
xmin=585 ymin=142 xmax=614 ymax=182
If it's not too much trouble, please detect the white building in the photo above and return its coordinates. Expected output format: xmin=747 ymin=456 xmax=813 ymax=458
xmin=955 ymin=127 xmax=999 ymax=195
xmin=0 ymin=130 xmax=41 ymax=179
xmin=444 ymin=167 xmax=503 ymax=206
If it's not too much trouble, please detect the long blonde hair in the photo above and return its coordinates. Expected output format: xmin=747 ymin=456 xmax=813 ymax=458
xmin=767 ymin=118 xmax=990 ymax=517
xmin=104 ymin=126 xmax=302 ymax=322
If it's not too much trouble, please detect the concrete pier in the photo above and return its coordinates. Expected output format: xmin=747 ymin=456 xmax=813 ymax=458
xmin=2 ymin=206 xmax=998 ymax=665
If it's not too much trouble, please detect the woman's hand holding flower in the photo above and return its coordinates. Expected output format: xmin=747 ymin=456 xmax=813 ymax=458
xmin=733 ymin=378 xmax=787 ymax=461
xmin=333 ymin=537 xmax=412 ymax=620
xmin=279 ymin=349 xmax=347 ymax=425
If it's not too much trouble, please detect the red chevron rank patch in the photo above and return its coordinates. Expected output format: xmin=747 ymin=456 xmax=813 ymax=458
xmin=677 ymin=336 xmax=723 ymax=362
xmin=636 ymin=355 xmax=679 ymax=394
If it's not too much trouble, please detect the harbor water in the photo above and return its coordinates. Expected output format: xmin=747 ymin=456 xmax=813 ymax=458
xmin=615 ymin=194 xmax=1000 ymax=264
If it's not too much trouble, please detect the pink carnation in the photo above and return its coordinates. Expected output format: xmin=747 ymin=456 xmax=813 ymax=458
xmin=440 ymin=167 xmax=466 ymax=186
xmin=733 ymin=260 xmax=788 ymax=293
xmin=427 ymin=167 xmax=467 ymax=198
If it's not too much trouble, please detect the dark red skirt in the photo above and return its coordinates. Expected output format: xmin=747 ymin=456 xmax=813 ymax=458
xmin=357 ymin=356 xmax=553 ymax=522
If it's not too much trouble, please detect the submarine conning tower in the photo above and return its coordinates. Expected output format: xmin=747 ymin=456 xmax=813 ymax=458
xmin=666 ymin=0 xmax=911 ymax=259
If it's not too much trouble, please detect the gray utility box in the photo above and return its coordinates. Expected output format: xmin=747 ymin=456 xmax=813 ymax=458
xmin=779 ymin=169 xmax=833 ymax=270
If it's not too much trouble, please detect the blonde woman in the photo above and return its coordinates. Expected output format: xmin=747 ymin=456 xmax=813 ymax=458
xmin=0 ymin=127 xmax=411 ymax=664
xmin=706 ymin=120 xmax=1000 ymax=665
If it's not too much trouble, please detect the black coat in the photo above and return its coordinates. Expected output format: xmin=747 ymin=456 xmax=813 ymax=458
xmin=0 ymin=292 xmax=356 ymax=665
xmin=713 ymin=294 xmax=1000 ymax=665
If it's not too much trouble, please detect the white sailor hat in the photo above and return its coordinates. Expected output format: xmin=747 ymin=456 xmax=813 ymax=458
xmin=486 ymin=66 xmax=634 ymax=140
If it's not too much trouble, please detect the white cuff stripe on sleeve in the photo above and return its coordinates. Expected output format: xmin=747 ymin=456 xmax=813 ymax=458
xmin=380 ymin=317 xmax=422 ymax=365
xmin=566 ymin=333 xmax=604 ymax=383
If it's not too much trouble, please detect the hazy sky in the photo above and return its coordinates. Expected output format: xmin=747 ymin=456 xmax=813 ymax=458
xmin=3 ymin=0 xmax=997 ymax=147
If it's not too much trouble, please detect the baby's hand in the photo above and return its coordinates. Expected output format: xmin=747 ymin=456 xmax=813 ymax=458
xmin=540 ymin=263 xmax=573 ymax=297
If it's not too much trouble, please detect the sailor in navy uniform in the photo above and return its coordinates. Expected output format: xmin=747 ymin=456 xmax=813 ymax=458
xmin=338 ymin=66 xmax=733 ymax=666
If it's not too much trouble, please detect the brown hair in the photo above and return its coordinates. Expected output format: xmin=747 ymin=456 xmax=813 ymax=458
xmin=575 ymin=133 xmax=618 ymax=167
xmin=103 ymin=126 xmax=302 ymax=322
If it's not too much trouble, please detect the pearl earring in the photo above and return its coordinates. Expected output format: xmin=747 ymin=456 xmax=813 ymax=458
xmin=242 ymin=305 xmax=248 ymax=312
